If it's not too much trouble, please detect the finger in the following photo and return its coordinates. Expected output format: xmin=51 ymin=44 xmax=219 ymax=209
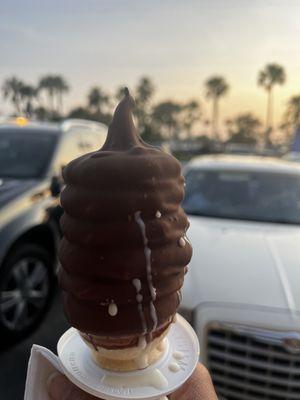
xmin=169 ymin=363 xmax=217 ymax=400
xmin=47 ymin=372 xmax=100 ymax=400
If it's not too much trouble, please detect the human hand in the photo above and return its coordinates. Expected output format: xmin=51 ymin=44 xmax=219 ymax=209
xmin=47 ymin=363 xmax=217 ymax=400
xmin=47 ymin=372 xmax=100 ymax=400
xmin=169 ymin=363 xmax=217 ymax=400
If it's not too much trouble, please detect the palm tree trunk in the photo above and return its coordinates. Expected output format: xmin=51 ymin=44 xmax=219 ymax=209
xmin=58 ymin=91 xmax=63 ymax=114
xmin=14 ymin=95 xmax=21 ymax=115
xmin=26 ymin=100 xmax=32 ymax=117
xmin=265 ymin=87 xmax=273 ymax=146
xmin=50 ymin=92 xmax=55 ymax=113
xmin=19 ymin=98 xmax=25 ymax=115
xmin=36 ymin=91 xmax=44 ymax=108
xmin=48 ymin=93 xmax=52 ymax=112
xmin=212 ymin=97 xmax=219 ymax=141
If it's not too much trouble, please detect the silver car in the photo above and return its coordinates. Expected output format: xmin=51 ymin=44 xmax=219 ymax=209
xmin=181 ymin=154 xmax=300 ymax=400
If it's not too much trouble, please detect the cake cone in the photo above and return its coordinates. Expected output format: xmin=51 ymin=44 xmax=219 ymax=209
xmin=80 ymin=327 xmax=169 ymax=371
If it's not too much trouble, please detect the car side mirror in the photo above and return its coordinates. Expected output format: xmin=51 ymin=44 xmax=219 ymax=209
xmin=50 ymin=176 xmax=62 ymax=197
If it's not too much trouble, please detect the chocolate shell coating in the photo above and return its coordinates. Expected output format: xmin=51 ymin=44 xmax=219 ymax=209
xmin=58 ymin=90 xmax=192 ymax=337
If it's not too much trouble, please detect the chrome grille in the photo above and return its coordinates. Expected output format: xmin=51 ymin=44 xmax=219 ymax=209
xmin=206 ymin=326 xmax=300 ymax=400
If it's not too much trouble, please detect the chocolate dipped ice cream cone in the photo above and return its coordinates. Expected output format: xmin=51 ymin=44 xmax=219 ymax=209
xmin=58 ymin=88 xmax=192 ymax=371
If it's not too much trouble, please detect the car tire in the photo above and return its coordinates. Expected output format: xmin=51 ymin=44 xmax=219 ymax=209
xmin=0 ymin=244 xmax=55 ymax=347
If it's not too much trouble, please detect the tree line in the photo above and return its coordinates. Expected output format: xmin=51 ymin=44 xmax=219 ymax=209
xmin=2 ymin=64 xmax=300 ymax=146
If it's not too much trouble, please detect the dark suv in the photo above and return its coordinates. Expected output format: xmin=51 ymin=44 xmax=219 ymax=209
xmin=0 ymin=119 xmax=107 ymax=345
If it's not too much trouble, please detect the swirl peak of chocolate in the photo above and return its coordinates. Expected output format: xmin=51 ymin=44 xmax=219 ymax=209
xmin=59 ymin=90 xmax=192 ymax=342
xmin=102 ymin=87 xmax=143 ymax=151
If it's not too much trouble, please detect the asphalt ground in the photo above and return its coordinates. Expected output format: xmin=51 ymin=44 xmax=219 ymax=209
xmin=0 ymin=284 xmax=70 ymax=399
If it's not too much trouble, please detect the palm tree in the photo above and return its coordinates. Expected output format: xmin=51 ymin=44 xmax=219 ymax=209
xmin=135 ymin=77 xmax=155 ymax=133
xmin=87 ymin=87 xmax=109 ymax=114
xmin=53 ymin=76 xmax=69 ymax=112
xmin=283 ymin=95 xmax=300 ymax=135
xmin=136 ymin=77 xmax=155 ymax=105
xmin=258 ymin=63 xmax=286 ymax=145
xmin=205 ymin=76 xmax=229 ymax=141
xmin=227 ymin=112 xmax=262 ymax=145
xmin=280 ymin=95 xmax=300 ymax=145
xmin=38 ymin=76 xmax=56 ymax=112
xmin=2 ymin=77 xmax=24 ymax=114
xmin=20 ymin=84 xmax=37 ymax=116
xmin=38 ymin=75 xmax=69 ymax=114
xmin=181 ymin=100 xmax=201 ymax=138
xmin=152 ymin=101 xmax=181 ymax=140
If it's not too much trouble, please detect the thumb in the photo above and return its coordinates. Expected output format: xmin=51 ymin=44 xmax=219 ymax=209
xmin=47 ymin=372 xmax=100 ymax=400
xmin=169 ymin=363 xmax=217 ymax=400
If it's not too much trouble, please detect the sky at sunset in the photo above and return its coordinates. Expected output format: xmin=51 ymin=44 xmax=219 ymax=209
xmin=1 ymin=0 xmax=300 ymax=133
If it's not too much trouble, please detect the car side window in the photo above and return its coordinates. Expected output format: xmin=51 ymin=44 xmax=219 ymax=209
xmin=79 ymin=128 xmax=106 ymax=151
xmin=52 ymin=126 xmax=107 ymax=179
xmin=78 ymin=129 xmax=96 ymax=152
xmin=53 ymin=131 xmax=84 ymax=177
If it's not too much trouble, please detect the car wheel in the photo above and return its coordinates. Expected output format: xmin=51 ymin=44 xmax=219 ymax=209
xmin=0 ymin=244 xmax=54 ymax=346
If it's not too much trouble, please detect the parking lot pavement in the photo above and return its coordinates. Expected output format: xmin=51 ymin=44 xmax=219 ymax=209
xmin=0 ymin=284 xmax=70 ymax=400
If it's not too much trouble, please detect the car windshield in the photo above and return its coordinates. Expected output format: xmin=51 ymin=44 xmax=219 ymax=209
xmin=183 ymin=168 xmax=300 ymax=224
xmin=0 ymin=130 xmax=57 ymax=179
